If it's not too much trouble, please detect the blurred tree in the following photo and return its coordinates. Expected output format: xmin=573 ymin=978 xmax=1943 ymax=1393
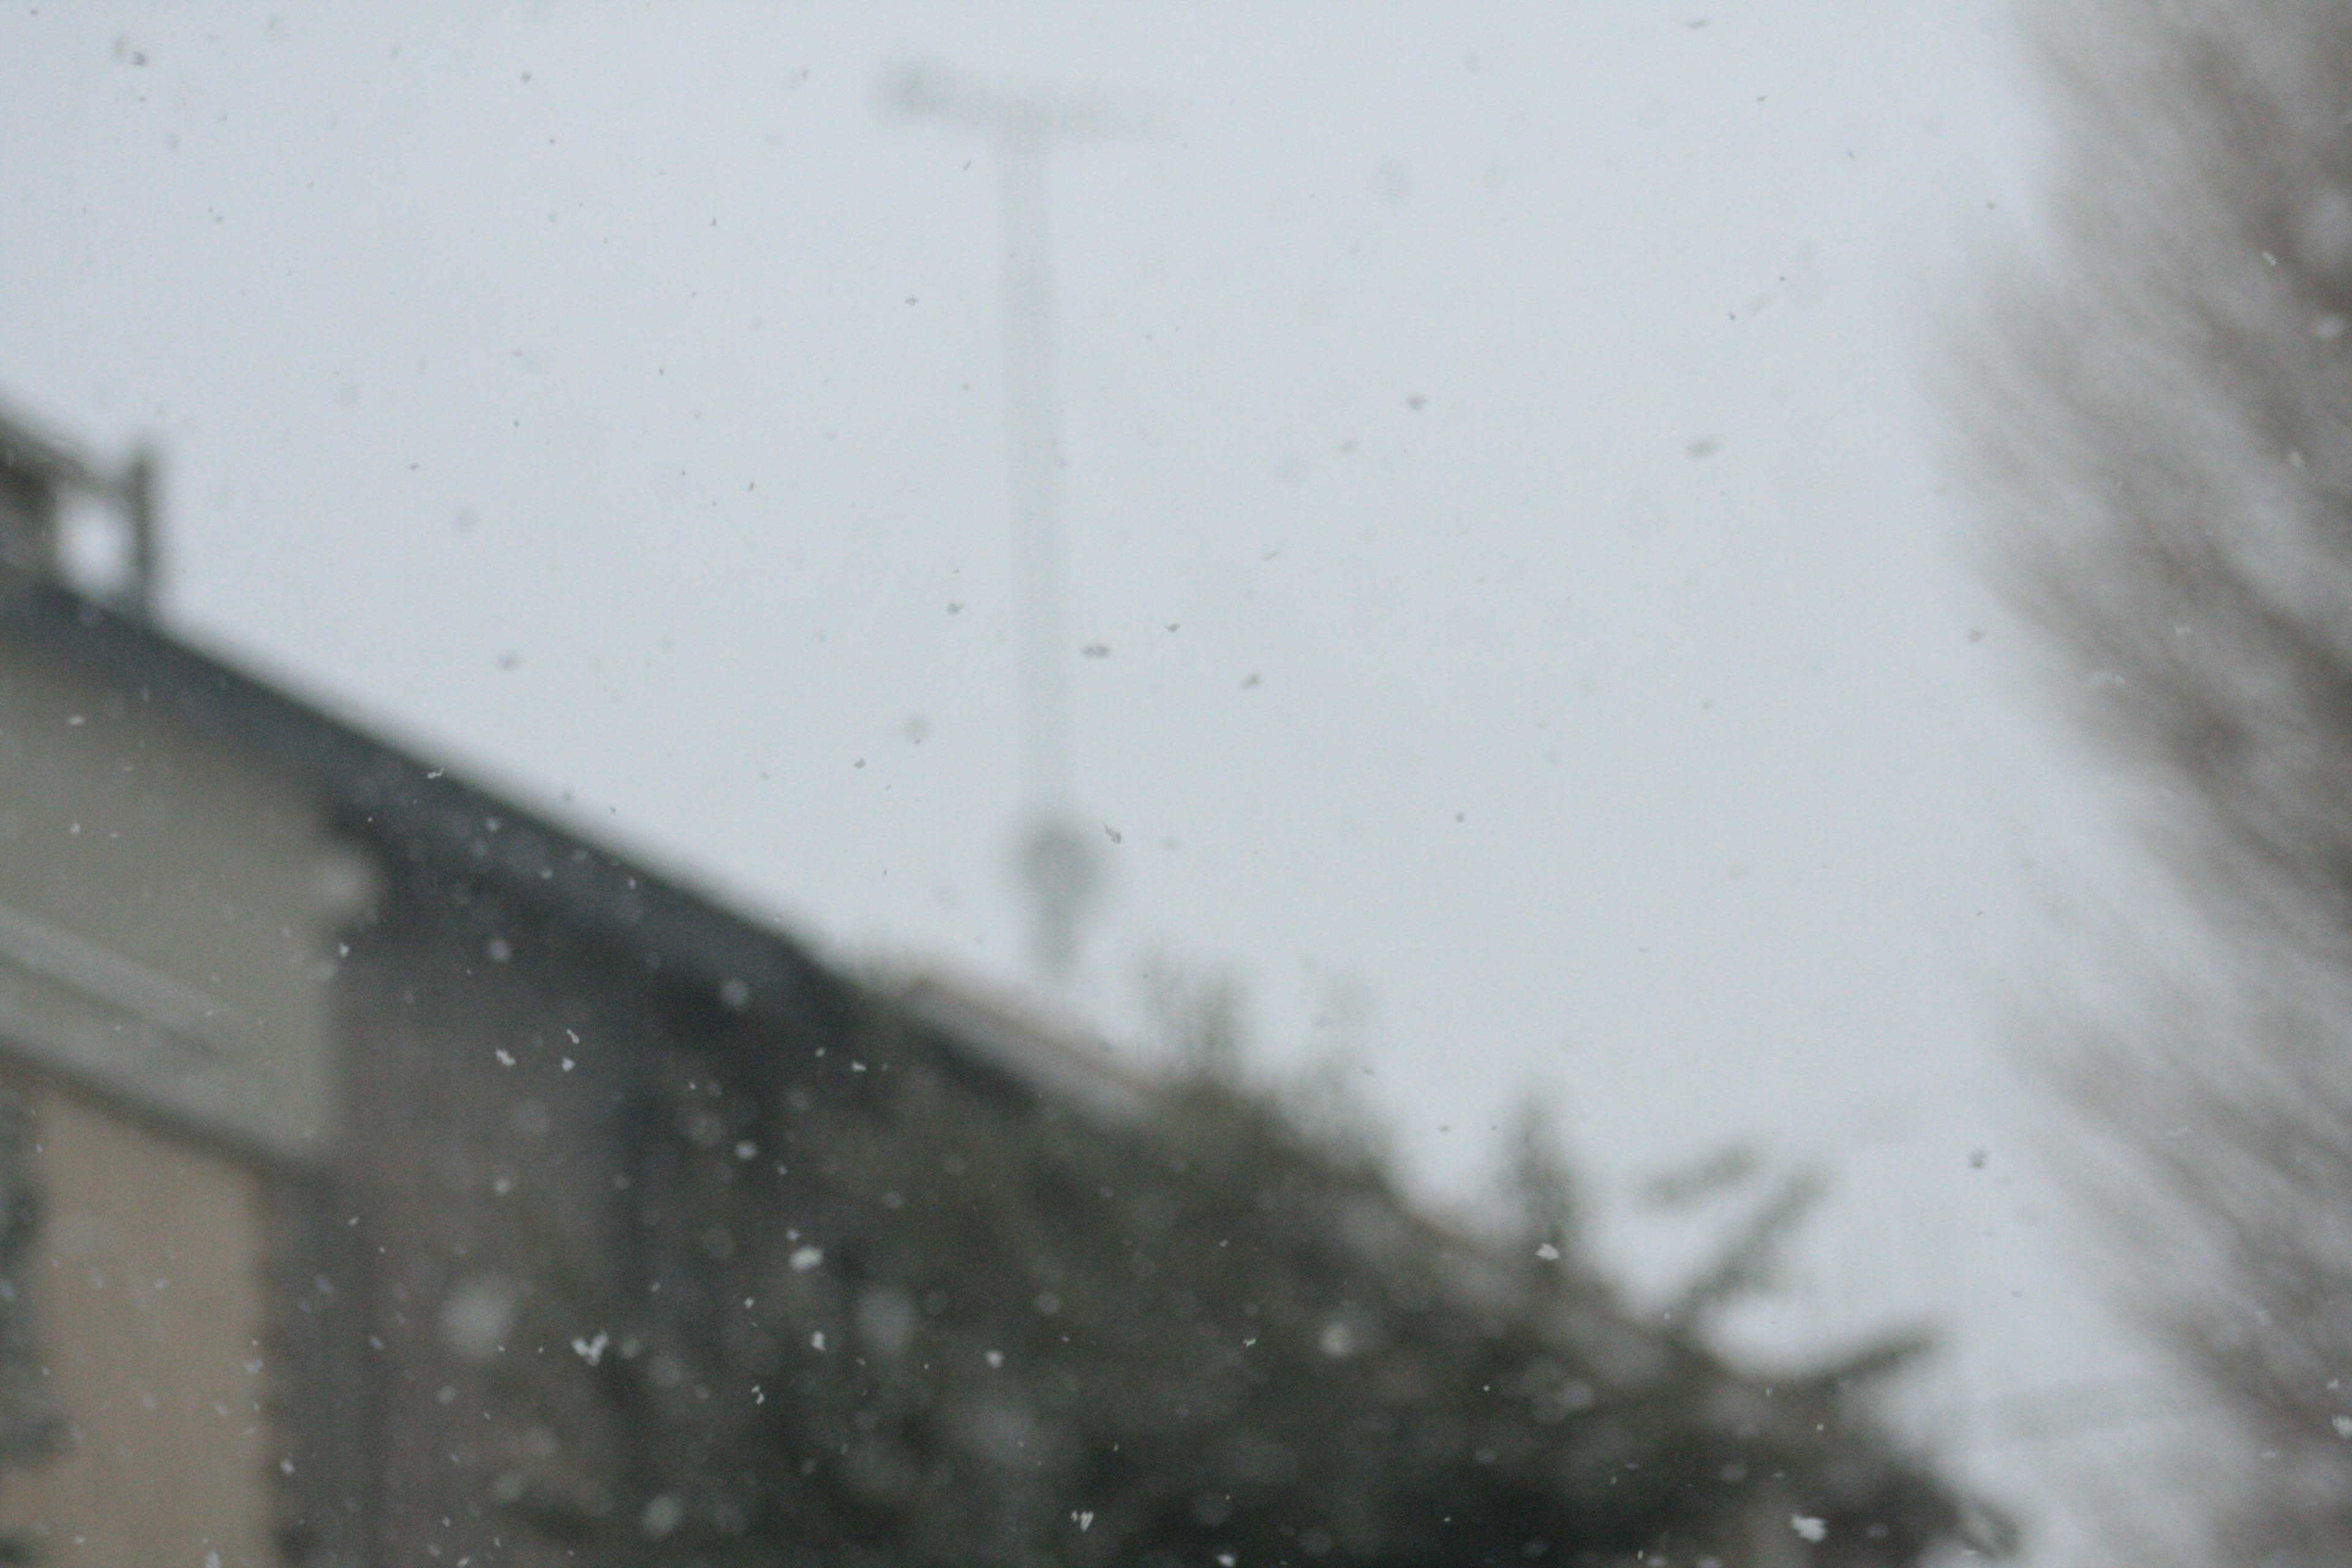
xmin=1971 ymin=1 xmax=2352 ymax=1560
xmin=486 ymin=979 xmax=1989 ymax=1568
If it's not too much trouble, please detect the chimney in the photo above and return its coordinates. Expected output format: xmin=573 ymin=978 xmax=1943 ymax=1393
xmin=0 ymin=404 xmax=160 ymax=617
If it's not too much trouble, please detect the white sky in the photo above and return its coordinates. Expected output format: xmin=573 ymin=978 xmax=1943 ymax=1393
xmin=1 ymin=4 xmax=2176 ymax=1559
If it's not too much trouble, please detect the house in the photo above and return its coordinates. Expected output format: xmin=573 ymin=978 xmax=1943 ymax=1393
xmin=0 ymin=402 xmax=899 ymax=1564
xmin=0 ymin=402 xmax=1992 ymax=1567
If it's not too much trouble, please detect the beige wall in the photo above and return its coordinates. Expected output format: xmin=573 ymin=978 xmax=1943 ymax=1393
xmin=0 ymin=637 xmax=341 ymax=1159
xmin=0 ymin=1083 xmax=276 ymax=1567
xmin=0 ymin=638 xmax=358 ymax=1562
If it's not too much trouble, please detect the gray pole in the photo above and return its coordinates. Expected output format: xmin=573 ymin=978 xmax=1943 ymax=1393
xmin=996 ymin=126 xmax=1072 ymax=818
xmin=888 ymin=64 xmax=1130 ymax=981
xmin=997 ymin=124 xmax=1101 ymax=982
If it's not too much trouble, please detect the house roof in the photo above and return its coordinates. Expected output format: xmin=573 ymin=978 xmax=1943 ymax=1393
xmin=0 ymin=566 xmax=1173 ymax=1135
xmin=0 ymin=576 xmax=839 ymax=1033
xmin=0 ymin=404 xmax=105 ymax=496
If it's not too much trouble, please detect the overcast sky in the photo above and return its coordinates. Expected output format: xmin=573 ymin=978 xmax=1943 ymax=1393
xmin=2 ymin=4 xmax=2168 ymax=1556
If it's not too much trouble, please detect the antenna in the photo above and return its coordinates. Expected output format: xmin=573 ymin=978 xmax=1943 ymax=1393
xmin=886 ymin=60 xmax=1144 ymax=982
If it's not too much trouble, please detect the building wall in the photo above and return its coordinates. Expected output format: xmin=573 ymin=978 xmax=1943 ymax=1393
xmin=0 ymin=638 xmax=339 ymax=1159
xmin=0 ymin=636 xmax=353 ymax=1564
xmin=0 ymin=1081 xmax=276 ymax=1567
xmin=0 ymin=625 xmax=856 ymax=1563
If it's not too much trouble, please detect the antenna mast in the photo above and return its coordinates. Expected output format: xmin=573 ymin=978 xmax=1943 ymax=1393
xmin=888 ymin=62 xmax=1135 ymax=982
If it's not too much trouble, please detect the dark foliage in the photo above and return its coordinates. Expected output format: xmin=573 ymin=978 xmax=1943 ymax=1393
xmin=479 ymin=979 xmax=1987 ymax=1568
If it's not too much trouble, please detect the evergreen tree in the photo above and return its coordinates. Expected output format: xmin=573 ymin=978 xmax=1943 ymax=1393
xmin=488 ymin=982 xmax=1991 ymax=1568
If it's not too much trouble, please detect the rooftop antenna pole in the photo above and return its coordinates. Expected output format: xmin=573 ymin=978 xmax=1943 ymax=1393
xmin=887 ymin=62 xmax=1134 ymax=983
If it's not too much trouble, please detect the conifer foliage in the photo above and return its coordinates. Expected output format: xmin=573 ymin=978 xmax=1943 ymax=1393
xmin=495 ymin=984 xmax=1988 ymax=1568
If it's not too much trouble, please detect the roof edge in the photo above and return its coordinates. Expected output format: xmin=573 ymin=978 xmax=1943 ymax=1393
xmin=0 ymin=582 xmax=831 ymax=1023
